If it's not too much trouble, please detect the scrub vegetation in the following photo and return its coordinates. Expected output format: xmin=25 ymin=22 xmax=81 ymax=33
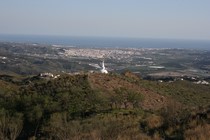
xmin=0 ymin=72 xmax=210 ymax=139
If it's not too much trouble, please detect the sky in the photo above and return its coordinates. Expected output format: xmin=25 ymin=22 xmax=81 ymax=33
xmin=0 ymin=0 xmax=210 ymax=40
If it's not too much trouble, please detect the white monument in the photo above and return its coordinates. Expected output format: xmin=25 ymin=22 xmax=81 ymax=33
xmin=100 ymin=61 xmax=108 ymax=74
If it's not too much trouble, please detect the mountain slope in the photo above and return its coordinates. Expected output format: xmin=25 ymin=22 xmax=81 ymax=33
xmin=88 ymin=72 xmax=168 ymax=110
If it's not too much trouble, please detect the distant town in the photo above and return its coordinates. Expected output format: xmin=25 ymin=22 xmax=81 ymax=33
xmin=0 ymin=42 xmax=210 ymax=84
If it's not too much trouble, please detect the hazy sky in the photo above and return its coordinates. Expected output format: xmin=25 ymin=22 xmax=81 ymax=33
xmin=0 ymin=0 xmax=210 ymax=40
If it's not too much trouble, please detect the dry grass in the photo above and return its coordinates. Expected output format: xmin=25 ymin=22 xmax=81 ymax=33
xmin=184 ymin=124 xmax=210 ymax=140
xmin=145 ymin=115 xmax=163 ymax=129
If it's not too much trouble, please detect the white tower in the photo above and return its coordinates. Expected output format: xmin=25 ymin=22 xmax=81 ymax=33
xmin=100 ymin=61 xmax=108 ymax=74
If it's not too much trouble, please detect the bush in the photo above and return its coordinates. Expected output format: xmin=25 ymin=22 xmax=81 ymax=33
xmin=0 ymin=109 xmax=23 ymax=140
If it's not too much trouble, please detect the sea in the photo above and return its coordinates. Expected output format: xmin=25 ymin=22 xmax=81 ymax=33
xmin=0 ymin=34 xmax=210 ymax=50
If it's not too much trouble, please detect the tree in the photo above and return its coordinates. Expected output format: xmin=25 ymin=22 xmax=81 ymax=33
xmin=44 ymin=112 xmax=81 ymax=140
xmin=114 ymin=87 xmax=144 ymax=109
xmin=0 ymin=109 xmax=23 ymax=140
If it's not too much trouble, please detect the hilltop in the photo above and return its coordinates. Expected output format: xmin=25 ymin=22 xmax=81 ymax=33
xmin=88 ymin=72 xmax=168 ymax=110
xmin=0 ymin=72 xmax=210 ymax=139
